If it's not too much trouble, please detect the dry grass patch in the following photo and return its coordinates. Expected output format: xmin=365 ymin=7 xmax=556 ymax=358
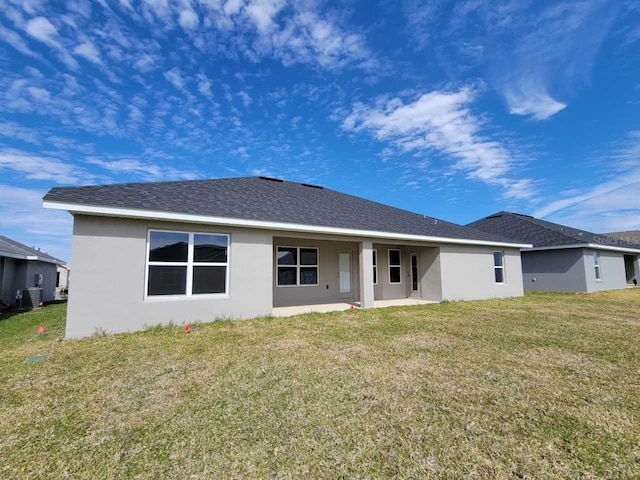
xmin=1 ymin=290 xmax=640 ymax=478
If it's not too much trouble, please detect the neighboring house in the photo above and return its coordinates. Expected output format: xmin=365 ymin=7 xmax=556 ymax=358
xmin=44 ymin=176 xmax=530 ymax=339
xmin=468 ymin=212 xmax=640 ymax=293
xmin=0 ymin=235 xmax=65 ymax=306
xmin=56 ymin=264 xmax=70 ymax=297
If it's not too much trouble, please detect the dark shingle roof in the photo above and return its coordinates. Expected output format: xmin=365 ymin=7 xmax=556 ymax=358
xmin=0 ymin=235 xmax=64 ymax=264
xmin=468 ymin=212 xmax=640 ymax=250
xmin=44 ymin=176 xmax=522 ymax=245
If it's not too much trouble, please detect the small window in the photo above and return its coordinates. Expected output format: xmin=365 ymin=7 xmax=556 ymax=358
xmin=277 ymin=246 xmax=318 ymax=286
xmin=494 ymin=251 xmax=505 ymax=283
xmin=593 ymin=252 xmax=601 ymax=281
xmin=147 ymin=230 xmax=229 ymax=297
xmin=372 ymin=249 xmax=378 ymax=285
xmin=388 ymin=249 xmax=401 ymax=284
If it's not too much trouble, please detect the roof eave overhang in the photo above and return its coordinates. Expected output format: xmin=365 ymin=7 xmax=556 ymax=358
xmin=0 ymin=251 xmax=28 ymax=260
xmin=43 ymin=200 xmax=533 ymax=249
xmin=0 ymin=251 xmax=60 ymax=263
xmin=524 ymin=243 xmax=640 ymax=254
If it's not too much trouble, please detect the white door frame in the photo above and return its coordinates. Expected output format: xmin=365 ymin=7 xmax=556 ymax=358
xmin=337 ymin=250 xmax=353 ymax=299
xmin=409 ymin=252 xmax=419 ymax=294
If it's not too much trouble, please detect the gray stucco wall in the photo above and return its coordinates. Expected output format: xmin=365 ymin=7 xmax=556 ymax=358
xmin=273 ymin=237 xmax=361 ymax=307
xmin=439 ymin=245 xmax=524 ymax=301
xmin=66 ymin=214 xmax=526 ymax=338
xmin=419 ymin=247 xmax=442 ymax=301
xmin=583 ymin=249 xmax=627 ymax=292
xmin=66 ymin=215 xmax=273 ymax=338
xmin=0 ymin=257 xmax=57 ymax=305
xmin=25 ymin=261 xmax=57 ymax=302
xmin=372 ymin=243 xmax=411 ymax=301
xmin=521 ymin=249 xmax=587 ymax=292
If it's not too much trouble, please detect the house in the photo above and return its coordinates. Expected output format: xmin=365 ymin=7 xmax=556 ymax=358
xmin=56 ymin=264 xmax=70 ymax=299
xmin=468 ymin=212 xmax=640 ymax=292
xmin=0 ymin=235 xmax=65 ymax=307
xmin=43 ymin=176 xmax=530 ymax=338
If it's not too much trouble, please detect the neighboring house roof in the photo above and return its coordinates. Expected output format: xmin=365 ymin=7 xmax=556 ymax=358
xmin=43 ymin=176 xmax=529 ymax=248
xmin=0 ymin=235 xmax=64 ymax=264
xmin=468 ymin=212 xmax=640 ymax=253
xmin=605 ymin=230 xmax=640 ymax=245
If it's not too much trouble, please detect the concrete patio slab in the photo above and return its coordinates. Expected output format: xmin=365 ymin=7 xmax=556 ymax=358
xmin=272 ymin=298 xmax=438 ymax=317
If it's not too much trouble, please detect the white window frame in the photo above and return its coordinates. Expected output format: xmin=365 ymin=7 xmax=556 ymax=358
xmin=494 ymin=251 xmax=505 ymax=284
xmin=145 ymin=229 xmax=230 ymax=301
xmin=276 ymin=246 xmax=319 ymax=287
xmin=593 ymin=252 xmax=602 ymax=281
xmin=388 ymin=248 xmax=402 ymax=284
xmin=373 ymin=248 xmax=378 ymax=285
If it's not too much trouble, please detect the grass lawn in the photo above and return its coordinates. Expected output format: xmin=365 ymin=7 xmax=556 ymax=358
xmin=1 ymin=291 xmax=640 ymax=479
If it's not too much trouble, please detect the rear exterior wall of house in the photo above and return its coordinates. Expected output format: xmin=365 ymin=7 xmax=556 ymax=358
xmin=66 ymin=214 xmax=526 ymax=338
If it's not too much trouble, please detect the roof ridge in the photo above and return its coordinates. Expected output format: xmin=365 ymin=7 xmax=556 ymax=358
xmin=502 ymin=211 xmax=594 ymax=244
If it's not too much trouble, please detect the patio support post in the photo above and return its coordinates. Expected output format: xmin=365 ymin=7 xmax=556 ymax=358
xmin=359 ymin=240 xmax=375 ymax=308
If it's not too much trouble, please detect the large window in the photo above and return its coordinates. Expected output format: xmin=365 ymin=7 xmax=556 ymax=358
xmin=147 ymin=230 xmax=229 ymax=297
xmin=277 ymin=246 xmax=318 ymax=286
xmin=593 ymin=252 xmax=602 ymax=281
xmin=373 ymin=249 xmax=378 ymax=285
xmin=388 ymin=249 xmax=401 ymax=284
xmin=494 ymin=251 xmax=505 ymax=284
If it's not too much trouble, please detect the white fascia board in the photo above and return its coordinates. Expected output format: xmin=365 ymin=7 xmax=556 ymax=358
xmin=524 ymin=243 xmax=640 ymax=254
xmin=43 ymin=200 xmax=533 ymax=249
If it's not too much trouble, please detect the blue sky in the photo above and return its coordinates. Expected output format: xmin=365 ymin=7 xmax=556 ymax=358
xmin=1 ymin=0 xmax=639 ymax=262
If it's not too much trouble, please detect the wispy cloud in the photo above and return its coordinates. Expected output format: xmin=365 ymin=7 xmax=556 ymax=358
xmin=73 ymin=41 xmax=102 ymax=64
xmin=0 ymin=121 xmax=41 ymax=144
xmin=24 ymin=16 xmax=79 ymax=69
xmin=86 ymin=156 xmax=200 ymax=181
xmin=0 ymin=184 xmax=73 ymax=261
xmin=502 ymin=79 xmax=567 ymax=120
xmin=533 ymin=131 xmax=640 ymax=232
xmin=0 ymin=23 xmax=40 ymax=57
xmin=340 ymin=87 xmax=533 ymax=199
xmin=401 ymin=0 xmax=620 ymax=120
xmin=0 ymin=147 xmax=92 ymax=184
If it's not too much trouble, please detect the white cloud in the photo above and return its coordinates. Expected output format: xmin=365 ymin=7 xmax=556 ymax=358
xmin=0 ymin=121 xmax=40 ymax=144
xmin=196 ymin=73 xmax=213 ymax=98
xmin=24 ymin=16 xmax=79 ymax=69
xmin=164 ymin=67 xmax=186 ymax=91
xmin=189 ymin=0 xmax=375 ymax=71
xmin=401 ymin=0 xmax=618 ymax=121
xmin=73 ymin=41 xmax=102 ymax=64
xmin=0 ymin=184 xmax=73 ymax=262
xmin=503 ymin=79 xmax=567 ymax=120
xmin=132 ymin=53 xmax=160 ymax=72
xmin=237 ymin=90 xmax=252 ymax=107
xmin=245 ymin=0 xmax=285 ymax=33
xmin=0 ymin=24 xmax=39 ymax=57
xmin=268 ymin=9 xmax=373 ymax=70
xmin=341 ymin=87 xmax=533 ymax=199
xmin=178 ymin=0 xmax=199 ymax=30
xmin=0 ymin=147 xmax=91 ymax=184
xmin=533 ymin=131 xmax=640 ymax=232
xmin=142 ymin=0 xmax=171 ymax=19
xmin=86 ymin=156 xmax=200 ymax=181
xmin=24 ymin=16 xmax=58 ymax=45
